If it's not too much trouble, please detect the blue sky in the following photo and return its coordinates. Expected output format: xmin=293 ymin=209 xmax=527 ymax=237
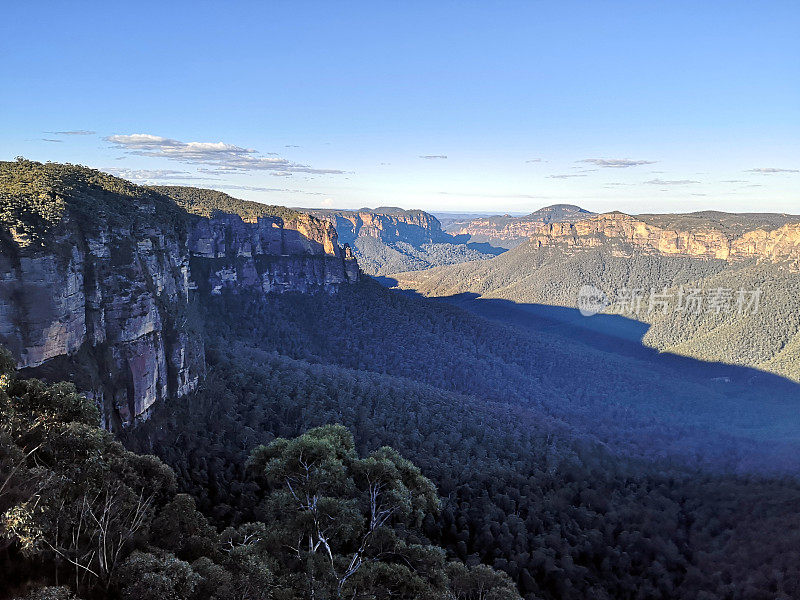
xmin=1 ymin=1 xmax=798 ymax=214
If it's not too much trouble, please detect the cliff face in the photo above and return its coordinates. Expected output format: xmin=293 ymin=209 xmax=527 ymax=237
xmin=188 ymin=212 xmax=359 ymax=295
xmin=308 ymin=209 xmax=446 ymax=246
xmin=0 ymin=204 xmax=201 ymax=430
xmin=447 ymin=205 xmax=595 ymax=248
xmin=529 ymin=212 xmax=800 ymax=267
xmin=0 ymin=163 xmax=358 ymax=429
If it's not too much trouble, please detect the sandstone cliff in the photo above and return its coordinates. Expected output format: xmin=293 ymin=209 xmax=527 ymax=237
xmin=447 ymin=204 xmax=595 ymax=248
xmin=528 ymin=212 xmax=800 ymax=267
xmin=307 ymin=207 xmax=447 ymax=246
xmin=0 ymin=161 xmax=358 ymax=429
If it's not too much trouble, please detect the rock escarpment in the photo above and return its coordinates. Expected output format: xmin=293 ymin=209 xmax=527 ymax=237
xmin=188 ymin=212 xmax=359 ymax=295
xmin=446 ymin=205 xmax=595 ymax=248
xmin=0 ymin=161 xmax=358 ymax=429
xmin=308 ymin=208 xmax=447 ymax=246
xmin=529 ymin=212 xmax=800 ymax=267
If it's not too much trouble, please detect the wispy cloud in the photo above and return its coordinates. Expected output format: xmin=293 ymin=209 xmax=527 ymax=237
xmin=419 ymin=155 xmax=448 ymax=160
xmin=439 ymin=191 xmax=549 ymax=199
xmin=41 ymin=138 xmax=63 ymax=143
xmin=746 ymin=167 xmax=798 ymax=174
xmin=644 ymin=178 xmax=700 ymax=185
xmin=105 ymin=133 xmax=347 ymax=174
xmin=525 ymin=158 xmax=544 ymax=163
xmin=102 ymin=168 xmax=208 ymax=181
xmin=47 ymin=130 xmax=96 ymax=136
xmin=216 ymin=184 xmax=327 ymax=196
xmin=548 ymin=173 xmax=587 ymax=179
xmin=580 ymin=158 xmax=656 ymax=168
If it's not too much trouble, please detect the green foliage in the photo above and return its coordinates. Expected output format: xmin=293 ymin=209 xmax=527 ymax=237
xmin=152 ymin=186 xmax=301 ymax=222
xmin=126 ymin=281 xmax=800 ymax=600
xmin=247 ymin=424 xmax=446 ymax=599
xmin=116 ymin=551 xmax=200 ymax=600
xmin=0 ymin=159 xmax=185 ymax=248
xmin=1 ymin=349 xmax=508 ymax=600
xmin=352 ymin=236 xmax=495 ymax=276
xmin=395 ymin=242 xmax=800 ymax=381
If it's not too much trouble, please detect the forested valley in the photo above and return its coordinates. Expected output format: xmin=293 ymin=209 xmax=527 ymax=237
xmin=115 ymin=281 xmax=800 ymax=600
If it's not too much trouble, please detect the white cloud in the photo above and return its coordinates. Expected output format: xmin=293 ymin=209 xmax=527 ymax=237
xmin=746 ymin=167 xmax=798 ymax=173
xmin=548 ymin=173 xmax=587 ymax=179
xmin=48 ymin=130 xmax=96 ymax=136
xmin=419 ymin=155 xmax=448 ymax=159
xmin=580 ymin=158 xmax=656 ymax=168
xmin=215 ymin=184 xmax=327 ymax=196
xmin=105 ymin=134 xmax=347 ymax=174
xmin=102 ymin=168 xmax=208 ymax=181
xmin=644 ymin=178 xmax=700 ymax=185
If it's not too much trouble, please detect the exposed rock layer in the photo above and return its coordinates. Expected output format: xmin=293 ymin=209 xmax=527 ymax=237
xmin=0 ymin=202 xmax=358 ymax=429
xmin=446 ymin=205 xmax=595 ymax=248
xmin=307 ymin=208 xmax=447 ymax=246
xmin=529 ymin=212 xmax=800 ymax=267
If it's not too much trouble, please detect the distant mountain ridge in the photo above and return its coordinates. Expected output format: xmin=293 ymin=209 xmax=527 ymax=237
xmin=303 ymin=206 xmax=504 ymax=275
xmin=446 ymin=204 xmax=596 ymax=248
xmin=530 ymin=211 xmax=800 ymax=266
xmin=306 ymin=206 xmax=448 ymax=246
xmin=392 ymin=209 xmax=800 ymax=381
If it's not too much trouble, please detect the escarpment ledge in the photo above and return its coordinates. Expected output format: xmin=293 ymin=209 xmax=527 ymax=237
xmin=307 ymin=208 xmax=448 ymax=246
xmin=188 ymin=212 xmax=359 ymax=295
xmin=529 ymin=212 xmax=800 ymax=268
xmin=0 ymin=161 xmax=359 ymax=429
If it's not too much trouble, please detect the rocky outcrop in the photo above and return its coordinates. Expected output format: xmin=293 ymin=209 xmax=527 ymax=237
xmin=447 ymin=205 xmax=595 ymax=248
xmin=308 ymin=208 xmax=447 ymax=246
xmin=0 ymin=183 xmax=358 ymax=429
xmin=529 ymin=212 xmax=800 ymax=267
xmin=0 ymin=207 xmax=201 ymax=430
xmin=187 ymin=212 xmax=359 ymax=295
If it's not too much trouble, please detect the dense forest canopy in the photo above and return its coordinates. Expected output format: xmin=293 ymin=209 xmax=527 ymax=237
xmin=120 ymin=281 xmax=800 ymax=600
xmin=0 ymin=348 xmax=517 ymax=600
xmin=392 ymin=242 xmax=800 ymax=382
xmin=151 ymin=186 xmax=301 ymax=223
xmin=0 ymin=159 xmax=184 ymax=247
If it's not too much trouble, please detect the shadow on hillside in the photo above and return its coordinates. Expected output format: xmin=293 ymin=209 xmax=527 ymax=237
xmin=464 ymin=241 xmax=507 ymax=256
xmin=375 ymin=276 xmax=800 ymax=395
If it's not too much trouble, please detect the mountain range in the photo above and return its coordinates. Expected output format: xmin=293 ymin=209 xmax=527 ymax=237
xmin=4 ymin=161 xmax=800 ymax=600
xmin=391 ymin=209 xmax=800 ymax=381
xmin=443 ymin=204 xmax=596 ymax=248
xmin=302 ymin=206 xmax=504 ymax=275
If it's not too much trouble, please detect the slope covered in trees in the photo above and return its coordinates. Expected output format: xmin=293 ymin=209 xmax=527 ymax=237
xmin=121 ymin=283 xmax=800 ymax=600
xmin=0 ymin=348 xmax=515 ymax=600
xmin=392 ymin=241 xmax=800 ymax=381
xmin=152 ymin=185 xmax=301 ymax=222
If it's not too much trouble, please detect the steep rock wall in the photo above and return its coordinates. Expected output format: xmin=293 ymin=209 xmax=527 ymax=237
xmin=0 ymin=204 xmax=358 ymax=429
xmin=308 ymin=209 xmax=446 ymax=246
xmin=0 ymin=210 xmax=199 ymax=430
xmin=188 ymin=213 xmax=359 ymax=294
xmin=529 ymin=213 xmax=800 ymax=268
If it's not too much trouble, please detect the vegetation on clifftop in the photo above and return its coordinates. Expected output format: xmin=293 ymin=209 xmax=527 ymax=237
xmin=152 ymin=186 xmax=301 ymax=223
xmin=0 ymin=159 xmax=184 ymax=247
